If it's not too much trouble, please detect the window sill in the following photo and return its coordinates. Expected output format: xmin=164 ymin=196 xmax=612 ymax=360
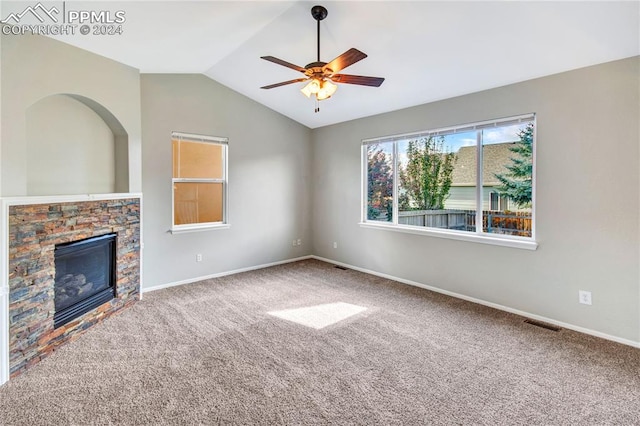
xmin=169 ymin=223 xmax=230 ymax=234
xmin=358 ymin=222 xmax=538 ymax=250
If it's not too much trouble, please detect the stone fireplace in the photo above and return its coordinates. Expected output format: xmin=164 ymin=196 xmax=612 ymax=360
xmin=3 ymin=195 xmax=141 ymax=379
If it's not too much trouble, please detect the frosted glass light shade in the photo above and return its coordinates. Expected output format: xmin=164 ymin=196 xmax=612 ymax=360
xmin=316 ymin=80 xmax=337 ymax=100
xmin=301 ymin=79 xmax=321 ymax=97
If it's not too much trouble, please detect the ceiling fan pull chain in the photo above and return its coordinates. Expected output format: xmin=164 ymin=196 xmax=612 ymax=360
xmin=315 ymin=98 xmax=320 ymax=113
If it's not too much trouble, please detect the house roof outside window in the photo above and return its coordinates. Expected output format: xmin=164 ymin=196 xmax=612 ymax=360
xmin=451 ymin=142 xmax=519 ymax=187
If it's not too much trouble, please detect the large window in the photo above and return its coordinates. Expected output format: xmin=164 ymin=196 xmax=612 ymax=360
xmin=363 ymin=114 xmax=535 ymax=247
xmin=172 ymin=132 xmax=228 ymax=231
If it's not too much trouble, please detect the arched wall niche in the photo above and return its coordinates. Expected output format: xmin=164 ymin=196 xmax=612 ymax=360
xmin=25 ymin=94 xmax=129 ymax=196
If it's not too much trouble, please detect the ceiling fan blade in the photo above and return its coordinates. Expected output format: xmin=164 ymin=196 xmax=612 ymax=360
xmin=330 ymin=74 xmax=385 ymax=87
xmin=260 ymin=78 xmax=308 ymax=89
xmin=323 ymin=48 xmax=367 ymax=73
xmin=261 ymin=56 xmax=307 ymax=73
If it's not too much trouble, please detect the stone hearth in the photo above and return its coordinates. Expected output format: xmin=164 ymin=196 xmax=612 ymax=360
xmin=7 ymin=197 xmax=140 ymax=378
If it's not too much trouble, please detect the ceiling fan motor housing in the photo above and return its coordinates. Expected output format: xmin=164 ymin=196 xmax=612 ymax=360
xmin=304 ymin=62 xmax=331 ymax=78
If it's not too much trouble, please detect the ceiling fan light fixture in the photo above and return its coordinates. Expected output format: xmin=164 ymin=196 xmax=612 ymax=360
xmin=301 ymin=78 xmax=322 ymax=97
xmin=316 ymin=80 xmax=337 ymax=101
xmin=260 ymin=5 xmax=384 ymax=111
xmin=300 ymin=82 xmax=313 ymax=98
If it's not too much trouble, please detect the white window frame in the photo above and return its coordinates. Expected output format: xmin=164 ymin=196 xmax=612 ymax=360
xmin=360 ymin=114 xmax=537 ymax=250
xmin=170 ymin=131 xmax=229 ymax=234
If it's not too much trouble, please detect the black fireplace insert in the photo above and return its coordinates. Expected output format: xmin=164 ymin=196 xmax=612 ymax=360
xmin=53 ymin=233 xmax=117 ymax=328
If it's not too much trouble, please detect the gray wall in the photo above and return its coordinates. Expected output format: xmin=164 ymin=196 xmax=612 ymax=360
xmin=311 ymin=57 xmax=640 ymax=343
xmin=0 ymin=32 xmax=141 ymax=196
xmin=141 ymin=74 xmax=312 ymax=289
xmin=26 ymin=95 xmax=115 ymax=195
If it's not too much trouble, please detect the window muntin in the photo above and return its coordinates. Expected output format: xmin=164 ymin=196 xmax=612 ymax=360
xmin=363 ymin=115 xmax=534 ymax=241
xmin=172 ymin=132 xmax=228 ymax=230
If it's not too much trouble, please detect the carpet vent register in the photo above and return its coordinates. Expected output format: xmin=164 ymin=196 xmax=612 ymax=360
xmin=524 ymin=319 xmax=562 ymax=332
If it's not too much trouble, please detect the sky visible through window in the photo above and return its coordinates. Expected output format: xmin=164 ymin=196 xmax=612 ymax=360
xmin=451 ymin=123 xmax=527 ymax=149
xmin=376 ymin=123 xmax=528 ymax=165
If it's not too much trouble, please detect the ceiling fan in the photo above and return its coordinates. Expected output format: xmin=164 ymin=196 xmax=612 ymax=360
xmin=260 ymin=5 xmax=385 ymax=111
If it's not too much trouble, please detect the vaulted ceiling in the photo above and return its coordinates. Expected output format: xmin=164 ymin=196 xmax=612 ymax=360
xmin=8 ymin=1 xmax=639 ymax=129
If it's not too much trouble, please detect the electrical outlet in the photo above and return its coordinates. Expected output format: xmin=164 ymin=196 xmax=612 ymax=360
xmin=297 ymin=239 xmax=302 ymax=246
xmin=578 ymin=290 xmax=592 ymax=305
xmin=333 ymin=242 xmax=338 ymax=249
xmin=196 ymin=253 xmax=203 ymax=262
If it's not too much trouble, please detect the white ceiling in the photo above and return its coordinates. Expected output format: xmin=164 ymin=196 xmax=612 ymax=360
xmin=5 ymin=1 xmax=639 ymax=129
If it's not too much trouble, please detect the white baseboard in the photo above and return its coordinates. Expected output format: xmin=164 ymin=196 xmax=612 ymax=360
xmin=311 ymin=255 xmax=640 ymax=349
xmin=142 ymin=255 xmax=314 ymax=293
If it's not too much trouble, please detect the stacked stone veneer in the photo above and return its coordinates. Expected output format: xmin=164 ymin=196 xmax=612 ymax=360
xmin=8 ymin=198 xmax=140 ymax=377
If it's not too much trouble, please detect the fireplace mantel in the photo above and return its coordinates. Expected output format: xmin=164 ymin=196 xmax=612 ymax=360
xmin=0 ymin=193 xmax=143 ymax=386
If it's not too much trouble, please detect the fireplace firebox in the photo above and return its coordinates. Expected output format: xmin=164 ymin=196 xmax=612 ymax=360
xmin=54 ymin=233 xmax=117 ymax=328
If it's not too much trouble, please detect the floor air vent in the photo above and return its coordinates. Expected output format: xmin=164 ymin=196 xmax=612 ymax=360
xmin=334 ymin=265 xmax=348 ymax=271
xmin=524 ymin=319 xmax=561 ymax=332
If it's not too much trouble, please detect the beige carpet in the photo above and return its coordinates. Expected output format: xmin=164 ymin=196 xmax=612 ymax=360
xmin=0 ymin=259 xmax=639 ymax=425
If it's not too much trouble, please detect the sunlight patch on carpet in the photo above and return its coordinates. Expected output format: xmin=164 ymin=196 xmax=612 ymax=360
xmin=268 ymin=302 xmax=367 ymax=330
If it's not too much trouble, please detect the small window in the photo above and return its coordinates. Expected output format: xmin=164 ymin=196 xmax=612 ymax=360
xmin=499 ymin=196 xmax=509 ymax=212
xmin=171 ymin=132 xmax=228 ymax=231
xmin=490 ymin=192 xmax=500 ymax=211
xmin=362 ymin=114 xmax=535 ymax=246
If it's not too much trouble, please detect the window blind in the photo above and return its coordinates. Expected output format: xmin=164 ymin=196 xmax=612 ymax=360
xmin=171 ymin=131 xmax=228 ymax=145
